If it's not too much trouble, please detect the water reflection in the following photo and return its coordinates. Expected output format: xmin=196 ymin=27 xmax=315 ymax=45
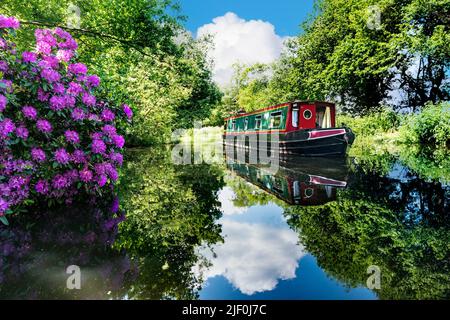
xmin=226 ymin=156 xmax=349 ymax=206
xmin=0 ymin=146 xmax=449 ymax=300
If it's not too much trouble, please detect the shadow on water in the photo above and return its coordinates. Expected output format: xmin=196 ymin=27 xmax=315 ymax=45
xmin=0 ymin=145 xmax=449 ymax=299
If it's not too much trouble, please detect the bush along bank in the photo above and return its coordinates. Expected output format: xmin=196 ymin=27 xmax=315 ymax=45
xmin=0 ymin=16 xmax=132 ymax=225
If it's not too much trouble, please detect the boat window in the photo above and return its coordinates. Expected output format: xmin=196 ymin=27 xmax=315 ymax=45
xmin=293 ymin=181 xmax=300 ymax=198
xmin=232 ymin=120 xmax=236 ymax=131
xmin=303 ymin=109 xmax=312 ymax=120
xmin=316 ymin=106 xmax=332 ymax=128
xmin=244 ymin=118 xmax=249 ymax=130
xmin=305 ymin=187 xmax=314 ymax=198
xmin=255 ymin=116 xmax=262 ymax=130
xmin=269 ymin=111 xmax=283 ymax=129
xmin=292 ymin=106 xmax=299 ymax=127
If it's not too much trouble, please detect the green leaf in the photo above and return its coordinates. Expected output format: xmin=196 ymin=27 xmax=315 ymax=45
xmin=0 ymin=216 xmax=9 ymax=226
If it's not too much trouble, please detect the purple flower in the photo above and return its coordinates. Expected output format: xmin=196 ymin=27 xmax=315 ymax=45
xmin=110 ymin=152 xmax=123 ymax=166
xmin=53 ymin=83 xmax=65 ymax=95
xmin=91 ymin=139 xmax=106 ymax=154
xmin=64 ymin=130 xmax=80 ymax=144
xmin=71 ymin=108 xmax=86 ymax=121
xmin=71 ymin=150 xmax=86 ymax=164
xmin=88 ymin=113 xmax=100 ymax=122
xmin=37 ymin=88 xmax=50 ymax=102
xmin=86 ymin=75 xmax=100 ymax=87
xmin=68 ymin=63 xmax=88 ymax=75
xmin=35 ymin=29 xmax=57 ymax=46
xmin=67 ymin=82 xmax=83 ymax=96
xmin=79 ymin=168 xmax=93 ymax=182
xmin=102 ymin=124 xmax=117 ymax=137
xmin=31 ymin=148 xmax=46 ymax=162
xmin=101 ymin=109 xmax=115 ymax=122
xmin=52 ymin=174 xmax=68 ymax=189
xmin=123 ymin=104 xmax=133 ymax=120
xmin=15 ymin=126 xmax=29 ymax=140
xmin=0 ymin=61 xmax=8 ymax=73
xmin=36 ymin=119 xmax=52 ymax=133
xmin=0 ymin=197 xmax=9 ymax=214
xmin=41 ymin=68 xmax=61 ymax=83
xmin=40 ymin=56 xmax=60 ymax=69
xmin=0 ymin=118 xmax=15 ymax=137
xmin=49 ymin=95 xmax=66 ymax=111
xmin=0 ymin=16 xmax=20 ymax=29
xmin=82 ymin=93 xmax=96 ymax=106
xmin=97 ymin=175 xmax=108 ymax=187
xmin=112 ymin=135 xmax=125 ymax=149
xmin=36 ymin=41 xmax=52 ymax=55
xmin=111 ymin=197 xmax=119 ymax=213
xmin=22 ymin=51 xmax=37 ymax=63
xmin=0 ymin=94 xmax=7 ymax=112
xmin=56 ymin=49 xmax=73 ymax=62
xmin=22 ymin=106 xmax=37 ymax=120
xmin=54 ymin=148 xmax=70 ymax=164
xmin=35 ymin=180 xmax=49 ymax=194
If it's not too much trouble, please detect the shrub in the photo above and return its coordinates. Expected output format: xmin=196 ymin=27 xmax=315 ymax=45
xmin=399 ymin=102 xmax=450 ymax=151
xmin=337 ymin=107 xmax=401 ymax=137
xmin=0 ymin=16 xmax=132 ymax=224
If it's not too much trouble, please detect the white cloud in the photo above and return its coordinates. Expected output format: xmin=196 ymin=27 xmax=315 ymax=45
xmin=198 ymin=219 xmax=305 ymax=295
xmin=218 ymin=187 xmax=247 ymax=215
xmin=196 ymin=12 xmax=287 ymax=87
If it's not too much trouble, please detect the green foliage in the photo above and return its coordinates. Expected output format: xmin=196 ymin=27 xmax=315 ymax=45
xmin=399 ymin=102 xmax=450 ymax=152
xmin=212 ymin=0 xmax=450 ymax=117
xmin=284 ymin=167 xmax=450 ymax=299
xmin=337 ymin=107 xmax=401 ymax=137
xmin=1 ymin=0 xmax=221 ymax=146
xmin=114 ymin=146 xmax=225 ymax=299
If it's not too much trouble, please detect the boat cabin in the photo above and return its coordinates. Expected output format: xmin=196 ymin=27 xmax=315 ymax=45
xmin=224 ymin=101 xmax=336 ymax=134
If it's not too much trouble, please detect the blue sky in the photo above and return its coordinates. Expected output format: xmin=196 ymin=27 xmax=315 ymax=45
xmin=175 ymin=0 xmax=316 ymax=87
xmin=178 ymin=0 xmax=316 ymax=37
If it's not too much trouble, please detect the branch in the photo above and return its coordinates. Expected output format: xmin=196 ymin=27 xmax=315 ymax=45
xmin=19 ymin=20 xmax=151 ymax=57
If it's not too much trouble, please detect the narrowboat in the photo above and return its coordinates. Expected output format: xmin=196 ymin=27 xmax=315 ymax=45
xmin=223 ymin=101 xmax=355 ymax=157
xmin=226 ymin=156 xmax=349 ymax=206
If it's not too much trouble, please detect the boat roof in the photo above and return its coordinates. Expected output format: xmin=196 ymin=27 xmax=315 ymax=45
xmin=224 ymin=101 xmax=335 ymax=121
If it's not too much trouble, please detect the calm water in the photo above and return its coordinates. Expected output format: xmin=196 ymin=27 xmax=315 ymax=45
xmin=1 ymin=146 xmax=449 ymax=299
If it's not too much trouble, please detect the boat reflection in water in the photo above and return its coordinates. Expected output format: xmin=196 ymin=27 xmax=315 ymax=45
xmin=225 ymin=154 xmax=350 ymax=206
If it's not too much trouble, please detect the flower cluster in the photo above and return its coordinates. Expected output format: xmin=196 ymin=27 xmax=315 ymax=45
xmin=0 ymin=16 xmax=133 ymax=223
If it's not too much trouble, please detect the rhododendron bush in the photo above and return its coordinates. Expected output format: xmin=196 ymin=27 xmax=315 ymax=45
xmin=0 ymin=16 xmax=132 ymax=225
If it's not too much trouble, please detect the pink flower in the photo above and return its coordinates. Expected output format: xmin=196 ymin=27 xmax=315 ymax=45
xmin=101 ymin=109 xmax=115 ymax=122
xmin=41 ymin=68 xmax=61 ymax=83
xmin=0 ymin=94 xmax=7 ymax=112
xmin=35 ymin=180 xmax=49 ymax=194
xmin=54 ymin=148 xmax=70 ymax=164
xmin=64 ymin=130 xmax=80 ymax=144
xmin=36 ymin=119 xmax=52 ymax=133
xmin=56 ymin=49 xmax=73 ymax=62
xmin=0 ymin=16 xmax=20 ymax=29
xmin=79 ymin=167 xmax=93 ymax=182
xmin=82 ymin=93 xmax=96 ymax=106
xmin=22 ymin=106 xmax=37 ymax=120
xmin=22 ymin=51 xmax=37 ymax=63
xmin=112 ymin=135 xmax=125 ymax=149
xmin=68 ymin=63 xmax=88 ymax=75
xmin=71 ymin=108 xmax=86 ymax=121
xmin=86 ymin=75 xmax=100 ymax=87
xmin=31 ymin=148 xmax=46 ymax=162
xmin=123 ymin=104 xmax=133 ymax=120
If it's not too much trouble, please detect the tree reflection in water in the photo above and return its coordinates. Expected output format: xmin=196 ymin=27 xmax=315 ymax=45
xmin=1 ymin=146 xmax=449 ymax=300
